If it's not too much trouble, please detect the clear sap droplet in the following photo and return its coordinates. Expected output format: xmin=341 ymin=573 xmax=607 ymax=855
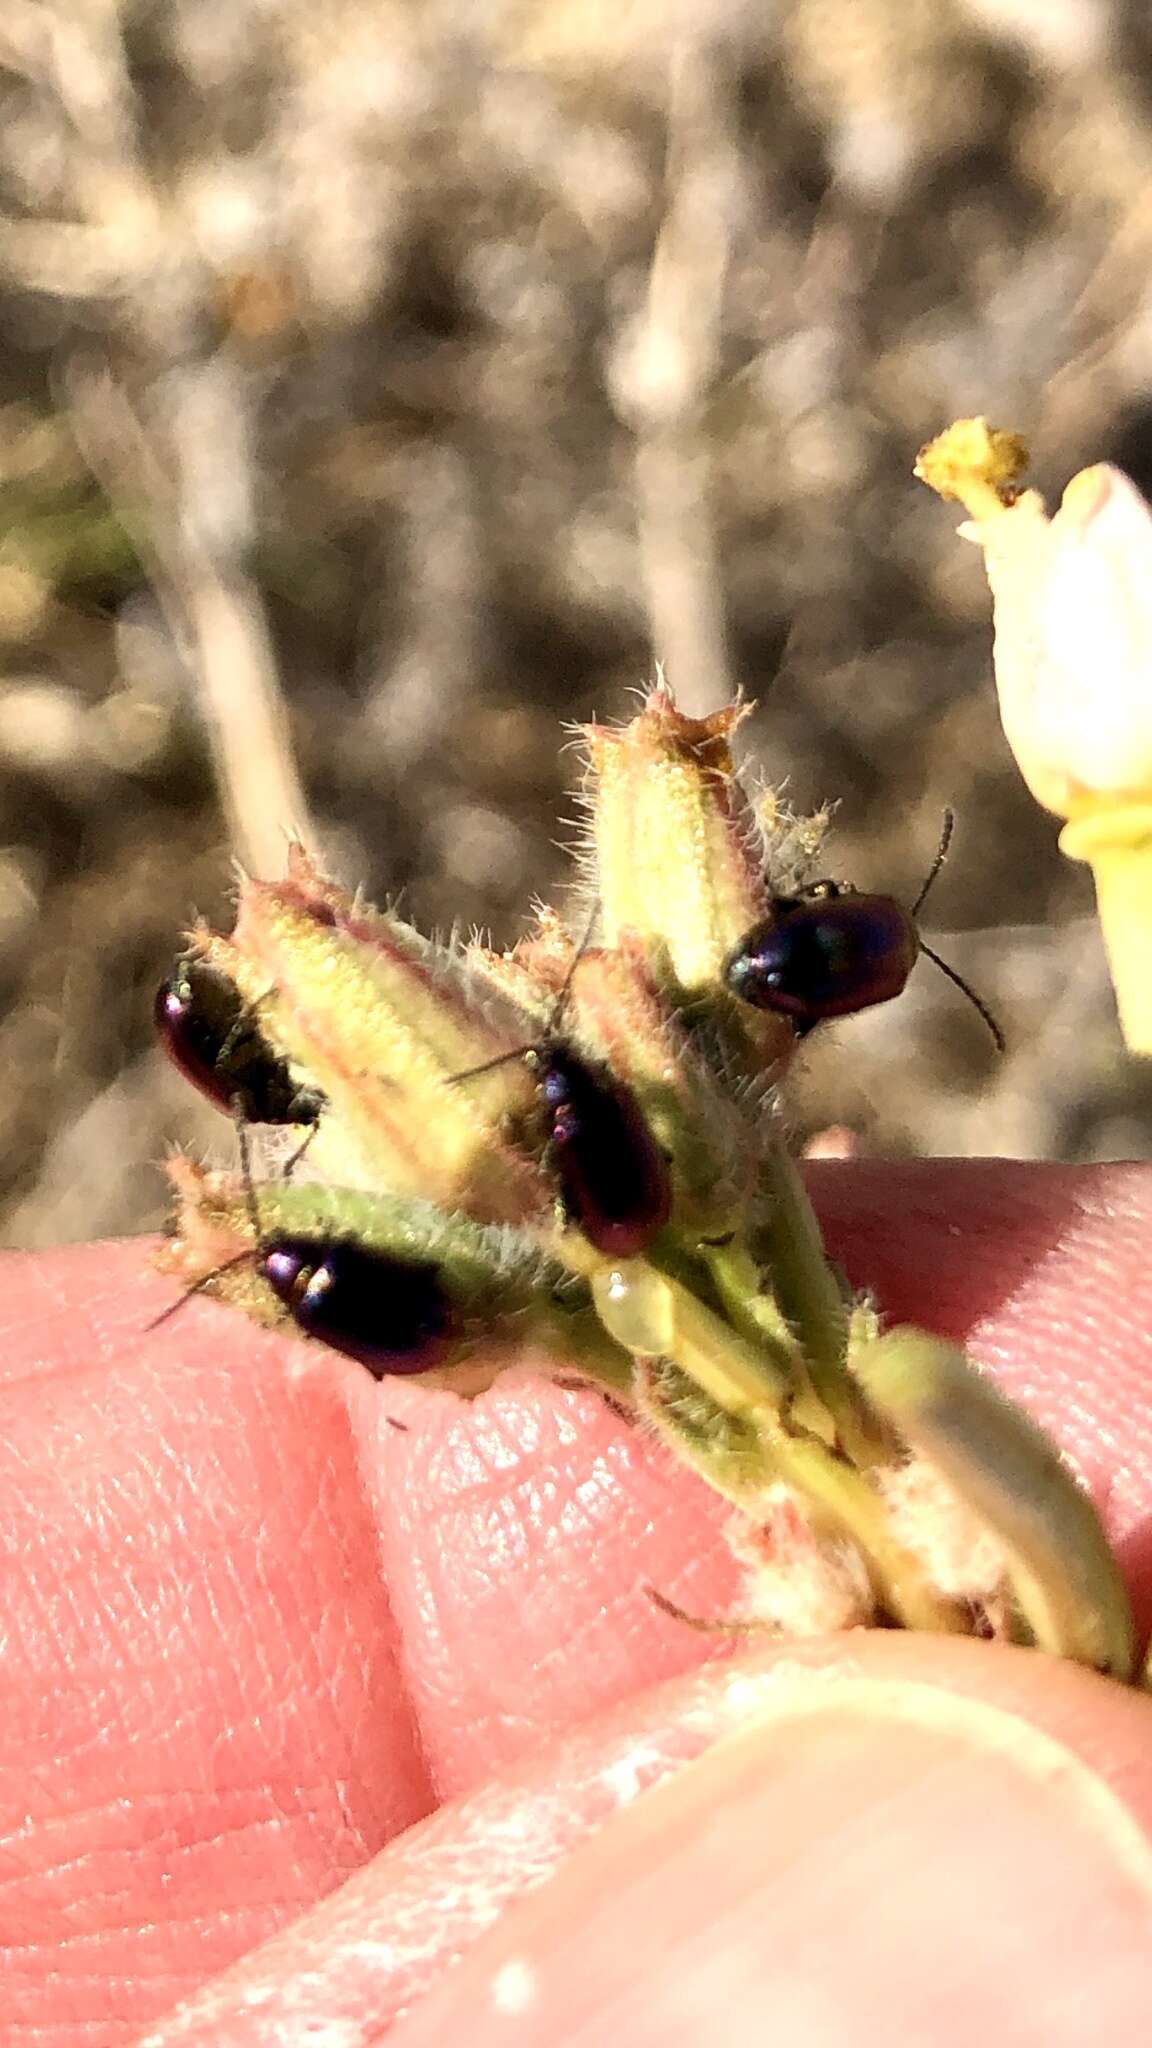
xmin=592 ymin=1261 xmax=675 ymax=1355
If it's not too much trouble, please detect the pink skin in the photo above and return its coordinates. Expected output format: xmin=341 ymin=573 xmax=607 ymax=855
xmin=6 ymin=1161 xmax=1152 ymax=2047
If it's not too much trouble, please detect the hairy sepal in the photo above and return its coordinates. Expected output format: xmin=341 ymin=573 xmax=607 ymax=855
xmin=196 ymin=853 xmax=548 ymax=1224
xmin=160 ymin=1158 xmax=630 ymax=1390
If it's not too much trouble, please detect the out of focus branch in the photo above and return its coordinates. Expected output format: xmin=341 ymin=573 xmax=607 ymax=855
xmin=67 ymin=356 xmax=313 ymax=877
xmin=0 ymin=0 xmax=315 ymax=877
xmin=610 ymin=40 xmax=743 ymax=717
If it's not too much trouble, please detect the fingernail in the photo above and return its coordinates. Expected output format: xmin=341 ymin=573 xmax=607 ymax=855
xmin=391 ymin=1674 xmax=1152 ymax=2046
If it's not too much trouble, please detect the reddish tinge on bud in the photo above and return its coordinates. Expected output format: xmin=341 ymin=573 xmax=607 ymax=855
xmin=197 ymin=846 xmax=549 ymax=1225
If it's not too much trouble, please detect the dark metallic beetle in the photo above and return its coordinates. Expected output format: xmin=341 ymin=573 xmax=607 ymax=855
xmin=155 ymin=955 xmax=326 ymax=1125
xmin=723 ymin=813 xmax=1003 ymax=1048
xmin=258 ymin=1235 xmax=451 ymax=1378
xmin=530 ymin=1043 xmax=672 ymax=1258
xmin=723 ymin=883 xmax=920 ymax=1029
xmin=453 ymin=917 xmax=673 ymax=1257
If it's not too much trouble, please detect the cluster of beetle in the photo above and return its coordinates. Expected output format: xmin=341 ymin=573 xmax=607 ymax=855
xmin=156 ymin=848 xmax=990 ymax=1379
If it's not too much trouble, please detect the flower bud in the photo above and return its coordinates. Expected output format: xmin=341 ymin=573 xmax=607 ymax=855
xmin=153 ymin=693 xmax=1135 ymax=1686
xmin=852 ymin=1326 xmax=1136 ymax=1678
xmin=582 ymin=686 xmax=794 ymax=1073
xmin=198 ymin=847 xmax=547 ymax=1224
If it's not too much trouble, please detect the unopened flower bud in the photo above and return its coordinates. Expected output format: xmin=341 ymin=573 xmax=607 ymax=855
xmin=853 ymin=1326 xmax=1136 ymax=1678
xmin=582 ymin=686 xmax=793 ymax=1073
xmin=199 ymin=848 xmax=547 ymax=1224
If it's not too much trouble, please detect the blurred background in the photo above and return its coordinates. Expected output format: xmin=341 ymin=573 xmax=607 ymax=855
xmin=3 ymin=0 xmax=1152 ymax=1249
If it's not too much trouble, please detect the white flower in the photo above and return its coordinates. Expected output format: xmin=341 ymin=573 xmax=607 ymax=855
xmin=977 ymin=463 xmax=1152 ymax=818
xmin=919 ymin=420 xmax=1152 ymax=1053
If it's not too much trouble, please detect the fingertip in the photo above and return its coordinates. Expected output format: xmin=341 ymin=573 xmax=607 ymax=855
xmin=389 ymin=1639 xmax=1152 ymax=2048
xmin=144 ymin=1634 xmax=1152 ymax=2048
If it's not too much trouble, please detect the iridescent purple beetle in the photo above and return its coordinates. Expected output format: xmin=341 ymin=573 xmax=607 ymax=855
xmin=452 ymin=916 xmax=673 ymax=1259
xmin=723 ymin=812 xmax=1003 ymax=1047
xmin=155 ymin=955 xmax=326 ymax=1126
xmin=257 ymin=1235 xmax=451 ymax=1378
xmin=155 ymin=959 xmax=453 ymax=1374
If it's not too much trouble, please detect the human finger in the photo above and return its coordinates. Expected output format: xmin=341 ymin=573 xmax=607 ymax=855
xmin=135 ymin=1630 xmax=1152 ymax=2047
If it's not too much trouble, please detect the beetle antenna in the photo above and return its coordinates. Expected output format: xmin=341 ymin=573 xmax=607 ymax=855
xmin=448 ymin=900 xmax=601 ymax=1086
xmin=234 ymin=1112 xmax=263 ymax=1241
xmin=281 ymin=1119 xmax=320 ymax=1180
xmin=548 ymin=898 xmax=601 ymax=1028
xmin=146 ymin=1250 xmax=252 ymax=1332
xmin=918 ymin=940 xmax=1005 ymax=1053
xmin=445 ymin=1045 xmax=529 ymax=1086
xmin=911 ymin=808 xmax=954 ymax=918
xmin=150 ymin=1119 xmax=266 ymax=1334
